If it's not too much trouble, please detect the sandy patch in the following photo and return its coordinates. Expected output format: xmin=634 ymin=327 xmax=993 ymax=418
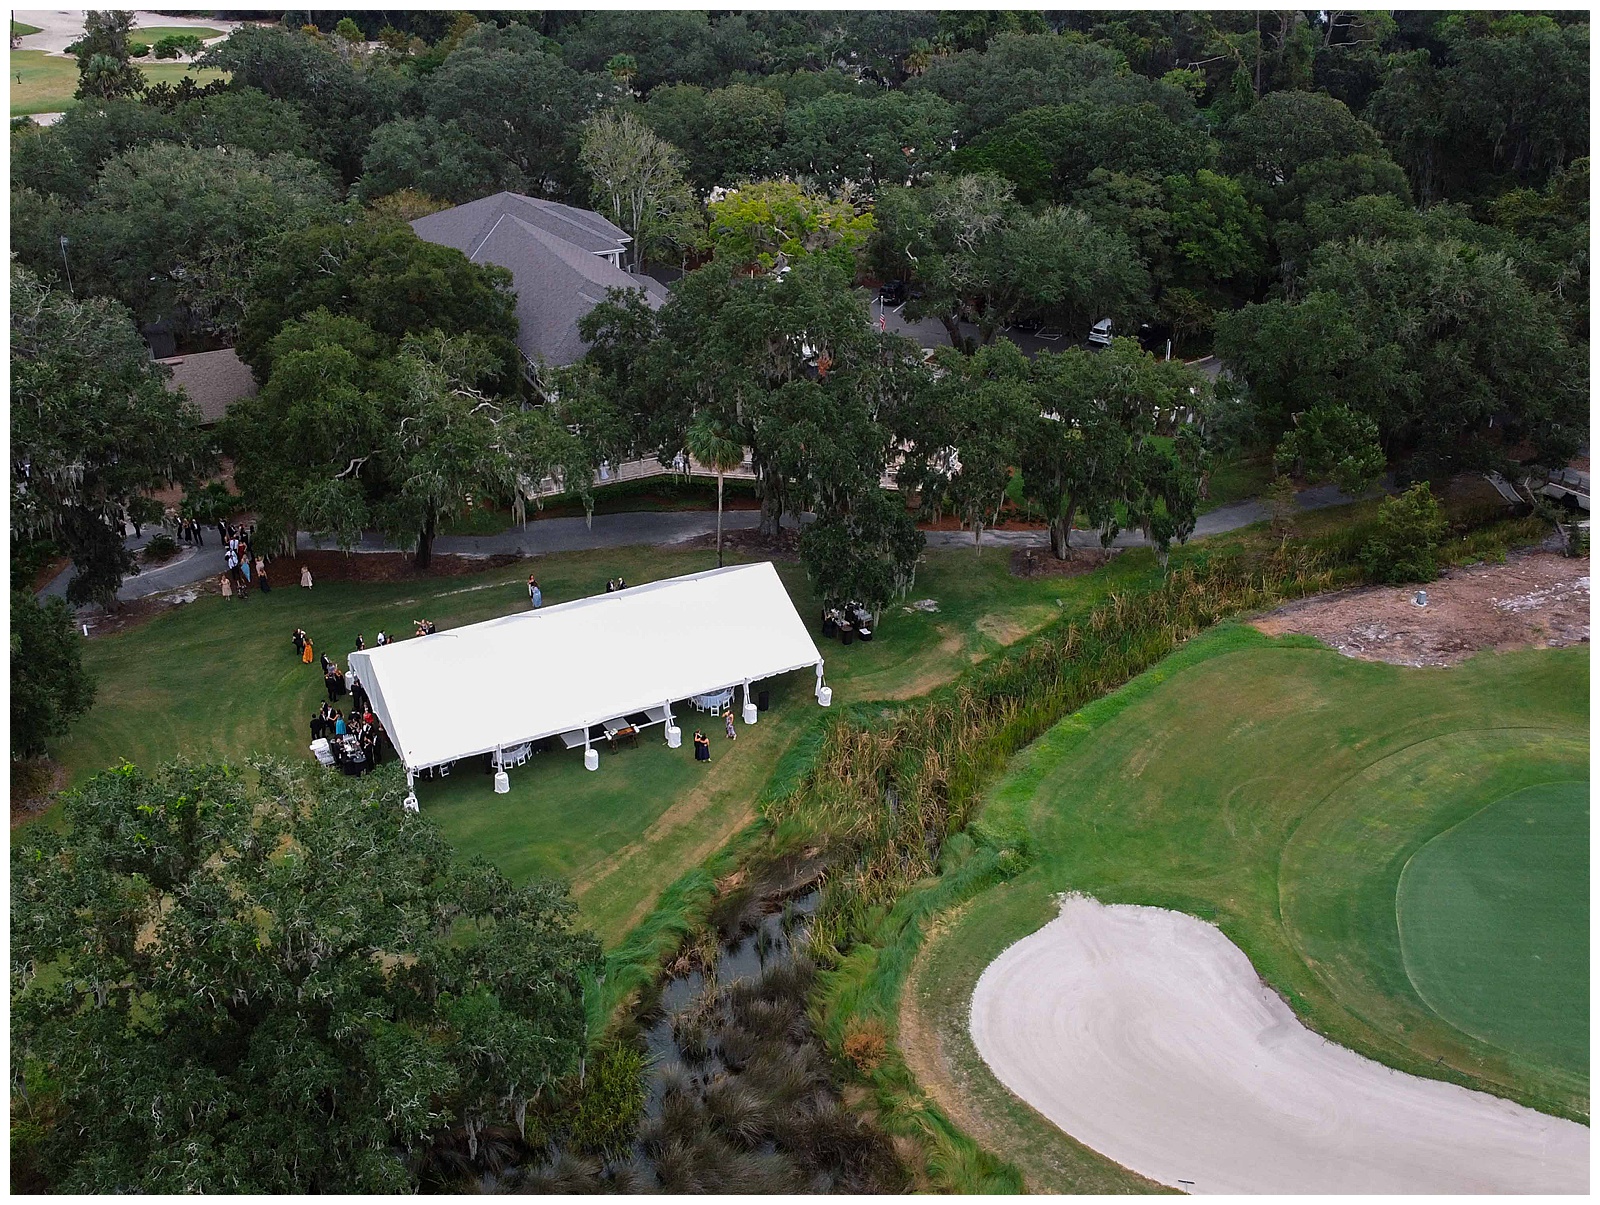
xmin=970 ymin=895 xmax=1588 ymax=1194
xmin=1253 ymin=551 xmax=1588 ymax=666
xmin=976 ymin=613 xmax=1031 ymax=646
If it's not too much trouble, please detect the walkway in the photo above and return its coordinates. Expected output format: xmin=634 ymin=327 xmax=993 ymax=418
xmin=41 ymin=482 xmax=1365 ymax=609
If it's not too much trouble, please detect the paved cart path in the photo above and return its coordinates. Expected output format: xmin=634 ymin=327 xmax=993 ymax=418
xmin=41 ymin=483 xmax=1361 ymax=608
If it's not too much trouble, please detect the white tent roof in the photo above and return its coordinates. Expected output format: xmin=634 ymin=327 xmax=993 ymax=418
xmin=347 ymin=562 xmax=824 ymax=771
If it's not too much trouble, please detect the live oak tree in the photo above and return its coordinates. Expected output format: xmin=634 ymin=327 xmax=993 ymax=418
xmin=1215 ymin=232 xmax=1587 ymax=477
xmin=898 ymin=341 xmax=1035 ymax=546
xmin=67 ymin=142 xmax=339 ymax=339
xmin=871 ymin=173 xmax=1149 ymax=348
xmin=10 ymin=267 xmax=208 ymax=609
xmin=229 ymin=312 xmax=575 ymax=567
xmin=10 ymin=589 xmax=96 ymax=759
xmin=1018 ymin=338 xmax=1209 ymax=561
xmin=798 ymin=487 xmax=923 ymax=615
xmin=11 ymin=759 xmax=601 ymax=1193
xmin=1275 ymin=404 xmax=1386 ymax=496
xmin=236 ymin=217 xmax=518 ymax=380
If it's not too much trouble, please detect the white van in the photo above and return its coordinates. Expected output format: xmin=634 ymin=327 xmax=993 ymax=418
xmin=1088 ymin=318 xmax=1113 ymax=347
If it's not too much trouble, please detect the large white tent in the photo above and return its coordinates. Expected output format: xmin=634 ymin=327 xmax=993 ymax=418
xmin=347 ymin=561 xmax=826 ymax=775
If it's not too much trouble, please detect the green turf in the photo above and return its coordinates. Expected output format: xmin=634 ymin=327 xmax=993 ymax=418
xmin=904 ymin=625 xmax=1588 ymax=1188
xmin=130 ymin=26 xmax=224 ymax=44
xmin=9 ymin=50 xmax=229 ymax=115
xmin=45 ymin=540 xmax=1162 ymax=945
xmin=1396 ymin=781 xmax=1589 ymax=1073
xmin=11 ymin=20 xmax=41 ymax=37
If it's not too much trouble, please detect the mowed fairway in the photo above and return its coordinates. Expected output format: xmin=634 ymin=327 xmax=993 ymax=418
xmin=904 ymin=624 xmax=1588 ymax=1191
xmin=9 ymin=50 xmax=228 ymax=116
xmin=44 ymin=541 xmax=1162 ymax=944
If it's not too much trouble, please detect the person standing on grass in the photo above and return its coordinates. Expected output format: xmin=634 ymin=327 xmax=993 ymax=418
xmin=302 ymin=636 xmax=314 ymax=665
xmin=693 ymin=730 xmax=711 ymax=762
xmin=724 ymin=709 xmax=737 ymax=741
xmin=529 ymin=577 xmax=542 ymax=609
xmin=301 ymin=565 xmax=313 ymax=589
xmin=355 ymin=633 xmax=365 ymax=651
xmin=220 ymin=572 xmax=232 ymax=600
xmin=256 ymin=556 xmax=270 ymax=593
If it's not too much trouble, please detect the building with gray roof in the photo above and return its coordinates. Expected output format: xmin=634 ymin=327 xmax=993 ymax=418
xmin=410 ymin=192 xmax=668 ymax=376
xmin=156 ymin=348 xmax=257 ymax=425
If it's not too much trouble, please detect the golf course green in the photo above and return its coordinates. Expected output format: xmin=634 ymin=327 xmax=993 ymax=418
xmin=1397 ymin=780 xmax=1589 ymax=1073
xmin=902 ymin=624 xmax=1588 ymax=1192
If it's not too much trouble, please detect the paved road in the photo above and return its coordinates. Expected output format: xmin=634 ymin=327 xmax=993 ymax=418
xmin=42 ymin=482 xmax=1364 ymax=611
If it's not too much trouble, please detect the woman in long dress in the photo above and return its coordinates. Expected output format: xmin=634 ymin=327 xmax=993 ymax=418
xmin=220 ymin=572 xmax=232 ymax=600
xmin=302 ymin=638 xmax=314 ymax=665
xmin=300 ymin=565 xmax=313 ymax=589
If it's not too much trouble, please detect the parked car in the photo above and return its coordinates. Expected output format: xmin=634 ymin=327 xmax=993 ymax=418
xmin=878 ymin=280 xmax=908 ymax=306
xmin=1088 ymin=318 xmax=1113 ymax=347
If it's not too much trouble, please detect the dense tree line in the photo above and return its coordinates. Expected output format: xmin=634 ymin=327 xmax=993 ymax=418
xmin=8 ymin=7 xmax=1589 ymax=595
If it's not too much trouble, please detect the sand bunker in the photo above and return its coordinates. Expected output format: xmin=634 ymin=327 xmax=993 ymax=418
xmin=970 ymin=895 xmax=1589 ymax=1194
xmin=1252 ymin=551 xmax=1588 ymax=667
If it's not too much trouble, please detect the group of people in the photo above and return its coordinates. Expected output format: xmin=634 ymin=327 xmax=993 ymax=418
xmin=311 ymin=700 xmax=384 ymax=772
xmin=171 ymin=516 xmax=241 ymax=546
xmin=604 ymin=577 xmax=628 ymax=593
xmin=297 ymin=627 xmax=391 ymax=772
xmin=692 ymin=709 xmax=739 ymax=761
xmin=219 ymin=526 xmax=268 ymax=601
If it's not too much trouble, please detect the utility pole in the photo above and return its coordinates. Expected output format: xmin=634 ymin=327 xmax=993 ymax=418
xmin=58 ymin=234 xmax=74 ymax=297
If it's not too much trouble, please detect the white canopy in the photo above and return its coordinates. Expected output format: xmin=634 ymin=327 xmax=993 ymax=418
xmin=348 ymin=561 xmax=825 ymax=772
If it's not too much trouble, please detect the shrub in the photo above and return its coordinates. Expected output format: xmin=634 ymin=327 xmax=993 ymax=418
xmin=128 ymin=40 xmax=150 ymax=57
xmin=567 ymin=1041 xmax=646 ymax=1156
xmin=841 ymin=1016 xmax=887 ymax=1073
xmin=142 ymin=533 xmax=180 ymax=563
xmin=1361 ymin=482 xmax=1448 ymax=583
xmin=152 ymin=33 xmax=205 ymax=59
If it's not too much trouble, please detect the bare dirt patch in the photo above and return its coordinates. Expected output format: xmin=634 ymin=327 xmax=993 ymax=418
xmin=1252 ymin=551 xmax=1588 ymax=667
xmin=11 ymin=757 xmax=68 ymax=827
xmin=680 ymin=526 xmax=801 ymax=562
xmin=271 ymin=549 xmax=522 ymax=585
xmin=1008 ymin=547 xmax=1120 ymax=579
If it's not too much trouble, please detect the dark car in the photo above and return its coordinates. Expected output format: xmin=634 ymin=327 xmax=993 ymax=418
xmin=878 ymin=280 xmax=908 ymax=306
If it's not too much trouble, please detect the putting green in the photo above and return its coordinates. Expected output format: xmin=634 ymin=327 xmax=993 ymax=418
xmin=1397 ymin=781 xmax=1589 ymax=1074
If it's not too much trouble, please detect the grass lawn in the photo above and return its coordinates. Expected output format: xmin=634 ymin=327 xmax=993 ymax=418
xmin=11 ymin=20 xmax=41 ymax=37
xmin=9 ymin=50 xmax=228 ymax=115
xmin=904 ymin=624 xmax=1588 ymax=1190
xmin=45 ymin=540 xmax=1165 ymax=945
xmin=130 ymin=26 xmax=225 ymax=43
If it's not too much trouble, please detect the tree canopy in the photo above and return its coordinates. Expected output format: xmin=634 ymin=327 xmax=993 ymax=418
xmin=10 ymin=266 xmax=208 ymax=608
xmin=12 ymin=759 xmax=601 ymax=1192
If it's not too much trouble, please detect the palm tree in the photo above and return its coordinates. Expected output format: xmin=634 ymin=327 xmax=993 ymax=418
xmin=686 ymin=418 xmax=745 ymax=568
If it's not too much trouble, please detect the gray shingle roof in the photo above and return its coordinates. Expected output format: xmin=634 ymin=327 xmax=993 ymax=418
xmin=411 ymin=191 xmax=630 ymax=259
xmin=157 ymin=348 xmax=257 ymax=425
xmin=411 ymin=193 xmax=667 ymax=369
